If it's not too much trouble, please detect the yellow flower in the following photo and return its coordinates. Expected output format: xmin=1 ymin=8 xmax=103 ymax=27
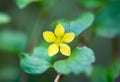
xmin=43 ymin=24 xmax=75 ymax=56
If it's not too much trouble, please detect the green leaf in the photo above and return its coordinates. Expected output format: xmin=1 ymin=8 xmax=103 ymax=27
xmin=90 ymin=59 xmax=120 ymax=82
xmin=0 ymin=30 xmax=27 ymax=53
xmin=20 ymin=42 xmax=52 ymax=74
xmin=32 ymin=42 xmax=53 ymax=62
xmin=56 ymin=12 xmax=94 ymax=36
xmin=0 ymin=13 xmax=10 ymax=24
xmin=77 ymin=0 xmax=104 ymax=8
xmin=54 ymin=46 xmax=95 ymax=75
xmin=95 ymin=27 xmax=120 ymax=38
xmin=95 ymin=1 xmax=120 ymax=38
xmin=91 ymin=66 xmax=108 ymax=82
xmin=16 ymin=0 xmax=41 ymax=9
xmin=107 ymin=59 xmax=120 ymax=82
xmin=21 ymin=54 xmax=51 ymax=74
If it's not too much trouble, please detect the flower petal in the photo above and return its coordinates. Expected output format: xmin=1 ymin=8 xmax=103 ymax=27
xmin=55 ymin=24 xmax=65 ymax=38
xmin=62 ymin=32 xmax=75 ymax=43
xmin=43 ymin=31 xmax=56 ymax=42
xmin=60 ymin=43 xmax=71 ymax=56
xmin=48 ymin=43 xmax=59 ymax=56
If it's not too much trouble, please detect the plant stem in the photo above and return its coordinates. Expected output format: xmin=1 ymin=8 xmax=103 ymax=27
xmin=112 ymin=37 xmax=120 ymax=60
xmin=25 ymin=9 xmax=49 ymax=53
xmin=20 ymin=72 xmax=29 ymax=82
xmin=54 ymin=73 xmax=63 ymax=82
xmin=25 ymin=0 xmax=58 ymax=53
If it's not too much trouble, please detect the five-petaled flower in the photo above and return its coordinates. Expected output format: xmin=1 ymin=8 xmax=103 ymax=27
xmin=43 ymin=24 xmax=75 ymax=56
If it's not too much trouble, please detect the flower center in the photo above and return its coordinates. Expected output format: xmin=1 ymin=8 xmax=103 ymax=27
xmin=54 ymin=37 xmax=62 ymax=45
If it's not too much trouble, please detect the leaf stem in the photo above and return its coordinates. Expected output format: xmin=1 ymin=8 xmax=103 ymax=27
xmin=54 ymin=73 xmax=63 ymax=82
xmin=79 ymin=31 xmax=88 ymax=47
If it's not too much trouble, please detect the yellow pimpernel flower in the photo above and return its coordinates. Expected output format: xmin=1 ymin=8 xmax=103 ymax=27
xmin=43 ymin=24 xmax=75 ymax=56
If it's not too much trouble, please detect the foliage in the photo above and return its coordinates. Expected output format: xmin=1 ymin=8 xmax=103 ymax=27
xmin=0 ymin=13 xmax=10 ymax=24
xmin=20 ymin=12 xmax=95 ymax=75
xmin=54 ymin=46 xmax=95 ymax=75
xmin=0 ymin=0 xmax=120 ymax=82
xmin=56 ymin=12 xmax=94 ymax=36
xmin=91 ymin=59 xmax=120 ymax=82
xmin=16 ymin=0 xmax=41 ymax=9
xmin=95 ymin=1 xmax=120 ymax=38
xmin=20 ymin=42 xmax=52 ymax=74
xmin=0 ymin=30 xmax=27 ymax=53
xmin=78 ymin=0 xmax=104 ymax=8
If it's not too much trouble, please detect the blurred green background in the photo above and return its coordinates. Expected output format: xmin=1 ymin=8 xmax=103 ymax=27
xmin=0 ymin=0 xmax=120 ymax=82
